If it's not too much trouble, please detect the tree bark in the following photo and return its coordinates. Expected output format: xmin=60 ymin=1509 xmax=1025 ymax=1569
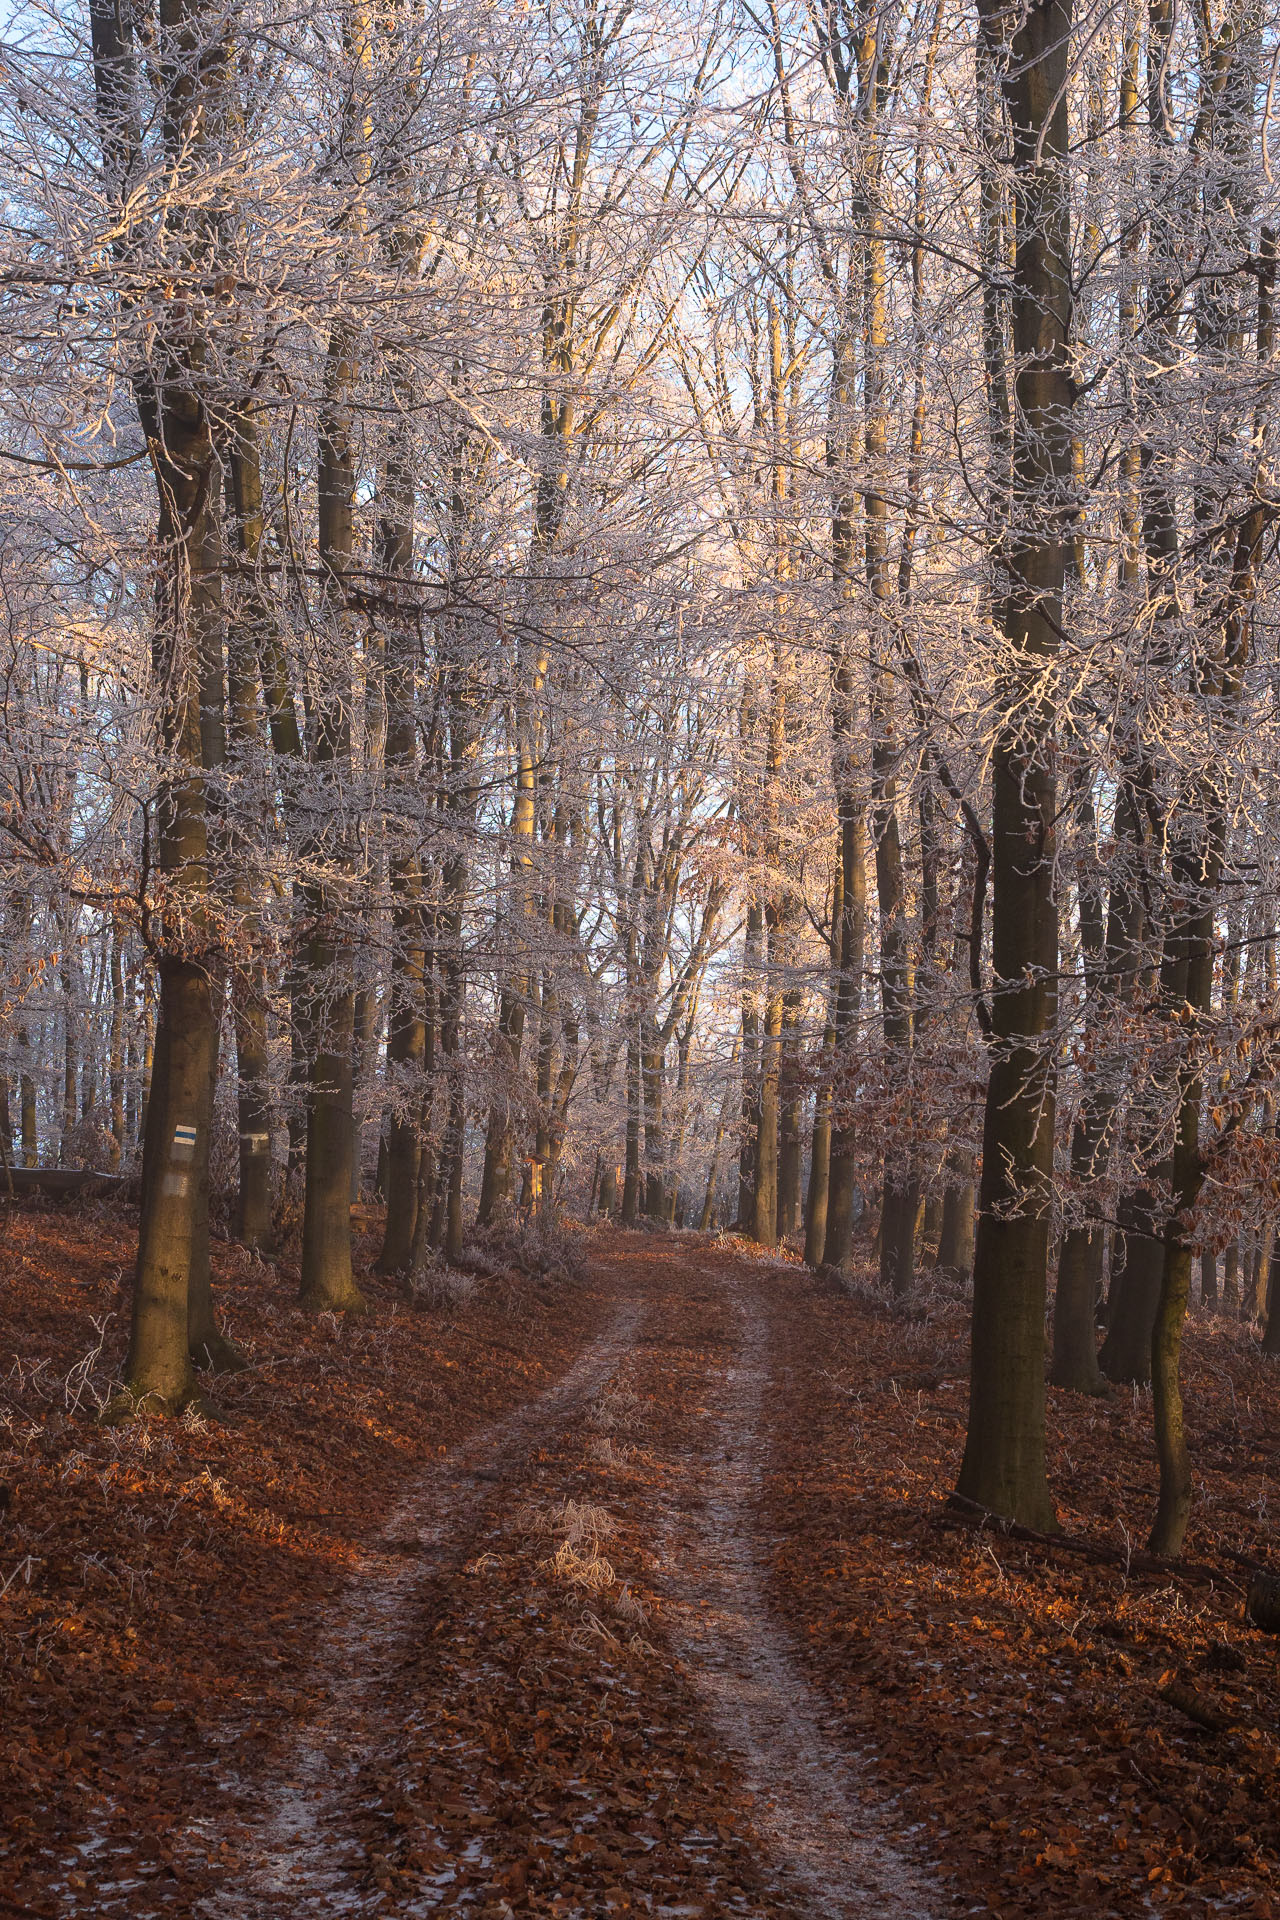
xmin=94 ymin=0 xmax=229 ymax=1413
xmin=956 ymin=0 xmax=1072 ymax=1529
xmin=936 ymin=1166 xmax=975 ymax=1278
xmin=299 ymin=287 xmax=366 ymax=1311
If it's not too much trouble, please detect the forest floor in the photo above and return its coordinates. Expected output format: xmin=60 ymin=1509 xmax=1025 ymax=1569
xmin=2 ymin=1204 xmax=1280 ymax=1919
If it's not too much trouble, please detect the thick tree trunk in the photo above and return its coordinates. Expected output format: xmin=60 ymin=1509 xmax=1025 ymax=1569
xmin=956 ymin=0 xmax=1071 ymax=1530
xmin=125 ymin=959 xmax=216 ymax=1412
xmin=1100 ymin=1196 xmax=1163 ymax=1384
xmin=1263 ymin=1232 xmax=1280 ymax=1355
xmin=187 ymin=990 xmax=249 ymax=1378
xmin=100 ymin=0 xmax=227 ymax=1408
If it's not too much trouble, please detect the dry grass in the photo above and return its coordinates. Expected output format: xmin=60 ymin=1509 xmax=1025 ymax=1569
xmin=611 ymin=1581 xmax=648 ymax=1626
xmin=585 ymin=1379 xmax=644 ymax=1436
xmin=518 ymin=1497 xmax=619 ymax=1594
xmin=541 ymin=1537 xmax=617 ymax=1591
xmin=517 ymin=1495 xmax=615 ymax=1548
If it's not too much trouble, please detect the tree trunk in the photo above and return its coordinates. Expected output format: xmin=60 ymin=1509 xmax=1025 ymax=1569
xmin=19 ymin=1055 xmax=37 ymax=1169
xmin=187 ymin=987 xmax=248 ymax=1375
xmin=621 ymin=1029 xmax=641 ymax=1225
xmin=777 ymin=988 xmax=804 ymax=1240
xmin=1223 ymin=1239 xmax=1241 ymax=1313
xmin=378 ymin=957 xmax=425 ymax=1271
xmin=299 ymin=299 xmax=365 ymax=1312
xmin=752 ymin=917 xmax=782 ymax=1248
xmin=1051 ymin=1226 xmax=1105 ymax=1393
xmin=643 ymin=1033 xmax=667 ymax=1220
xmin=804 ymin=1075 xmax=832 ymax=1268
xmin=125 ymin=960 xmax=216 ymax=1412
xmin=823 ymin=799 xmax=866 ymax=1267
xmin=1099 ymin=1194 xmax=1163 ymax=1384
xmin=232 ymin=959 xmax=273 ymax=1251
xmin=956 ymin=0 xmax=1071 ymax=1530
xmin=477 ymin=986 xmax=525 ymax=1225
xmin=737 ymin=899 xmax=763 ymax=1229
xmin=96 ymin=0 xmax=228 ymax=1411
xmin=108 ymin=934 xmax=125 ymax=1168
xmin=936 ymin=1166 xmax=975 ymax=1278
xmin=1262 ymin=1231 xmax=1280 ymax=1355
xmin=223 ymin=445 xmax=275 ymax=1254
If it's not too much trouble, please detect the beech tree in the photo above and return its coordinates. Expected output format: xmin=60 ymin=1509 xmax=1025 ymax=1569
xmin=3 ymin=0 xmax=1280 ymax=1560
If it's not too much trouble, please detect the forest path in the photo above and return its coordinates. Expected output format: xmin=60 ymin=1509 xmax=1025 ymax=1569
xmin=190 ymin=1296 xmax=643 ymax=1919
xmin=636 ymin=1246 xmax=938 ymax=1920
xmin=180 ymin=1235 xmax=939 ymax=1918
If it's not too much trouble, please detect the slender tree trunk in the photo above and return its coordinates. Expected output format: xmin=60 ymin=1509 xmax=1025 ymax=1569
xmin=299 ymin=304 xmax=365 ymax=1311
xmin=437 ymin=643 xmax=478 ymax=1265
xmin=19 ymin=1053 xmax=37 ymax=1169
xmin=224 ymin=429 xmax=276 ymax=1253
xmin=803 ymin=855 xmax=841 ymax=1269
xmin=1052 ymin=1226 xmax=1106 ymax=1394
xmin=643 ymin=1030 xmax=667 ymax=1221
xmin=936 ymin=1166 xmax=975 ymax=1277
xmin=752 ymin=942 xmax=781 ymax=1249
xmin=823 ymin=795 xmax=866 ymax=1267
xmin=621 ymin=1029 xmax=641 ymax=1225
xmin=376 ymin=441 xmax=427 ymax=1273
xmin=777 ymin=987 xmax=803 ymax=1240
xmin=737 ymin=899 xmax=763 ymax=1229
xmin=108 ymin=934 xmax=126 ymax=1168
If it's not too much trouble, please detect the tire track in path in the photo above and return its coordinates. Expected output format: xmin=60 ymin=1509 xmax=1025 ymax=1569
xmin=643 ymin=1251 xmax=939 ymax=1920
xmin=191 ymin=1299 xmax=640 ymax=1919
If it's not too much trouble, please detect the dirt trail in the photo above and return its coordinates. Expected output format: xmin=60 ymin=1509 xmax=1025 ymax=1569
xmin=18 ymin=1217 xmax=1280 ymax=1918
xmin=192 ymin=1301 xmax=641 ymax=1918
xmin=646 ymin=1255 xmax=938 ymax=1920
xmin=190 ymin=1240 xmax=940 ymax=1919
